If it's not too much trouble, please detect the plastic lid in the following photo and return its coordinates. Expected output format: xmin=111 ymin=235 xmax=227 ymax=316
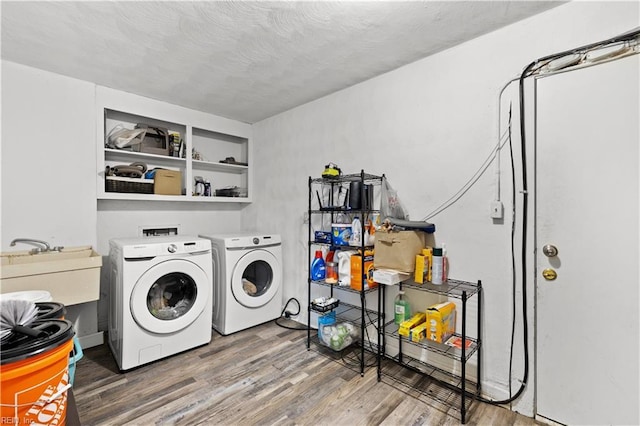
xmin=0 ymin=319 xmax=75 ymax=364
xmin=433 ymin=247 xmax=443 ymax=256
xmin=35 ymin=302 xmax=66 ymax=319
xmin=315 ymin=250 xmax=323 ymax=258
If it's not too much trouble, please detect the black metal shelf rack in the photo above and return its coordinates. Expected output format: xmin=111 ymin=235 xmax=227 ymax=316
xmin=378 ymin=279 xmax=483 ymax=424
xmin=306 ymin=170 xmax=384 ymax=376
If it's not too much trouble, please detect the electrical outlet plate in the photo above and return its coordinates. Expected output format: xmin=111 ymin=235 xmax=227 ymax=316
xmin=491 ymin=201 xmax=504 ymax=219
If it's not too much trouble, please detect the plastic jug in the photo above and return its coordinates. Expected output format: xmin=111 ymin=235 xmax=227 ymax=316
xmin=337 ymin=250 xmax=356 ymax=286
xmin=349 ymin=217 xmax=362 ymax=246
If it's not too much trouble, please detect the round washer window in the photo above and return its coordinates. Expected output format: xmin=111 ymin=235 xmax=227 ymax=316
xmin=241 ymin=260 xmax=273 ymax=298
xmin=146 ymin=272 xmax=197 ymax=320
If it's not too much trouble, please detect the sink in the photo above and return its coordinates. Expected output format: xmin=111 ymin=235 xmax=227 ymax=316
xmin=1 ymin=246 xmax=102 ymax=306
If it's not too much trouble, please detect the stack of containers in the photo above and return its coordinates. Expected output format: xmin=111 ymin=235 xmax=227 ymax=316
xmin=0 ymin=291 xmax=77 ymax=425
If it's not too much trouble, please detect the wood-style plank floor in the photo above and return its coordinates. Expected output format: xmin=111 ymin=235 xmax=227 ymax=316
xmin=73 ymin=320 xmax=542 ymax=425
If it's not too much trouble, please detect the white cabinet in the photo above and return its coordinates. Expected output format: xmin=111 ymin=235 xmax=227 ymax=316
xmin=96 ymin=87 xmax=252 ymax=203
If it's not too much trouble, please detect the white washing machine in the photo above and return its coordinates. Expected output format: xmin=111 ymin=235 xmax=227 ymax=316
xmin=199 ymin=233 xmax=283 ymax=335
xmin=108 ymin=236 xmax=212 ymax=371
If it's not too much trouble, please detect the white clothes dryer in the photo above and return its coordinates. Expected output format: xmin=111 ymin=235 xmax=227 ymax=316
xmin=108 ymin=236 xmax=212 ymax=371
xmin=199 ymin=233 xmax=283 ymax=335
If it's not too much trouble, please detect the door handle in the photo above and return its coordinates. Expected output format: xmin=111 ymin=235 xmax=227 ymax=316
xmin=543 ymin=244 xmax=559 ymax=257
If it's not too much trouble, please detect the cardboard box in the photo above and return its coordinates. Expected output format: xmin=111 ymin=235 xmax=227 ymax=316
xmin=426 ymin=302 xmax=456 ymax=343
xmin=350 ymin=249 xmax=375 ymax=291
xmin=154 ymin=169 xmax=182 ymax=195
xmin=372 ymin=268 xmax=409 ymax=285
xmin=374 ymin=230 xmax=427 ymax=273
xmin=410 ymin=321 xmax=428 ymax=343
xmin=414 ymin=254 xmax=426 ymax=283
xmin=423 ymin=248 xmax=433 ymax=282
xmin=415 ymin=248 xmax=434 ymax=283
xmin=398 ymin=312 xmax=426 ymax=337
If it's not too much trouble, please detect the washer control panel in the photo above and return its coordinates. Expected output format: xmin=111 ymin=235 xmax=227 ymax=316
xmin=116 ymin=236 xmax=212 ymax=259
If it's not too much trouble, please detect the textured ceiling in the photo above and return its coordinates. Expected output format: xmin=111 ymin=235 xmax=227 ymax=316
xmin=1 ymin=1 xmax=563 ymax=123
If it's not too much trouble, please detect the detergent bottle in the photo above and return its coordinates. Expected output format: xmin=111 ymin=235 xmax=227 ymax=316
xmin=337 ymin=250 xmax=356 ymax=286
xmin=310 ymin=250 xmax=326 ymax=281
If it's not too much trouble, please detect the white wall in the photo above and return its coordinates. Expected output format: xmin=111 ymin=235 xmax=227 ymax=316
xmin=1 ymin=61 xmax=97 ymax=249
xmin=243 ymin=1 xmax=640 ymax=416
xmin=1 ymin=61 xmax=247 ymax=338
xmin=2 ymin=0 xmax=637 ymax=417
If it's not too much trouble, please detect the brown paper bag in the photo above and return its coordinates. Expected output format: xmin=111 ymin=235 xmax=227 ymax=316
xmin=373 ymin=230 xmax=428 ymax=273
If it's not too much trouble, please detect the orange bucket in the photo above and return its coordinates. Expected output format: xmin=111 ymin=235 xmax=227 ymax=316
xmin=1 ymin=319 xmax=75 ymax=425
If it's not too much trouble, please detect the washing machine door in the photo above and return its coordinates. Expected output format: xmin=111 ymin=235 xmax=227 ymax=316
xmin=130 ymin=259 xmax=209 ymax=334
xmin=230 ymin=249 xmax=281 ymax=308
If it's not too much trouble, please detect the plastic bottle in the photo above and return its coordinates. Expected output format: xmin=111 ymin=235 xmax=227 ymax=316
xmin=349 ymin=216 xmax=362 ymax=246
xmin=442 ymin=243 xmax=448 ymax=282
xmin=310 ymin=250 xmax=326 ymax=281
xmin=394 ymin=291 xmax=411 ymax=325
xmin=325 ymin=251 xmax=338 ymax=284
xmin=431 ymin=247 xmax=444 ymax=285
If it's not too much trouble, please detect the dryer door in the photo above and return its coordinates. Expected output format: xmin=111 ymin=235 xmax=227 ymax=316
xmin=230 ymin=249 xmax=281 ymax=308
xmin=130 ymin=259 xmax=210 ymax=334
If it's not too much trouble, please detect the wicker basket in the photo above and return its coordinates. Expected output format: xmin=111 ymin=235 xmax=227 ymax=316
xmin=105 ymin=176 xmax=154 ymax=194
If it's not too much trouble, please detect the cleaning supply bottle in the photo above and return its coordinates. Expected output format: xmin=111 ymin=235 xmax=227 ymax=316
xmin=349 ymin=216 xmax=362 ymax=246
xmin=394 ymin=291 xmax=411 ymax=324
xmin=442 ymin=243 xmax=448 ymax=282
xmin=364 ymin=219 xmax=375 ymax=246
xmin=431 ymin=247 xmax=444 ymax=285
xmin=310 ymin=250 xmax=326 ymax=281
xmin=325 ymin=251 xmax=338 ymax=284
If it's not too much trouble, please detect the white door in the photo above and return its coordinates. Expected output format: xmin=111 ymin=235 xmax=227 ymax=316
xmin=535 ymin=55 xmax=639 ymax=425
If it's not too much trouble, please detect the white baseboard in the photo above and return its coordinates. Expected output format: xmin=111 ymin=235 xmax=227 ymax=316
xmin=78 ymin=331 xmax=104 ymax=349
xmin=479 ymin=381 xmax=512 ymax=403
xmin=535 ymin=414 xmax=563 ymax=425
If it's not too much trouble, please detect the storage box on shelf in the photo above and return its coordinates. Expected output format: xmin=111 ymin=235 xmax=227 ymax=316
xmin=378 ymin=278 xmax=482 ymax=424
xmin=96 ymin=91 xmax=251 ymax=202
xmin=153 ymin=170 xmax=182 ymax=195
xmin=105 ymin=176 xmax=154 ymax=194
xmin=306 ymin=170 xmax=384 ymax=376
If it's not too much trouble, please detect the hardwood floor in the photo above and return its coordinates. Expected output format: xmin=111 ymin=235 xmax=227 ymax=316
xmin=73 ymin=320 xmax=542 ymax=425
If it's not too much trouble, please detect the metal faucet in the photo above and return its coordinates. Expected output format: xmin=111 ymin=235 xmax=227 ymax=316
xmin=9 ymin=238 xmax=62 ymax=254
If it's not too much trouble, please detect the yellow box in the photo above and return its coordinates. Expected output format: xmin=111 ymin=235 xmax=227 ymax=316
xmin=154 ymin=169 xmax=182 ymax=195
xmin=398 ymin=312 xmax=426 ymax=337
xmin=350 ymin=249 xmax=375 ymax=291
xmin=422 ymin=247 xmax=433 ymax=282
xmin=426 ymin=302 xmax=456 ymax=343
xmin=414 ymin=254 xmax=426 ymax=283
xmin=410 ymin=322 xmax=427 ymax=342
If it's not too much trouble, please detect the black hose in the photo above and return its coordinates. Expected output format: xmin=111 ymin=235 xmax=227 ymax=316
xmin=274 ymin=297 xmax=306 ymax=330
